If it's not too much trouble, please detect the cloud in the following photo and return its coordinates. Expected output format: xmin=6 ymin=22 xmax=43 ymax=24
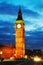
xmin=22 ymin=7 xmax=39 ymax=18
xmin=0 ymin=3 xmax=18 ymax=15
xmin=0 ymin=14 xmax=43 ymax=32
xmin=25 ymin=34 xmax=30 ymax=36
xmin=25 ymin=25 xmax=36 ymax=31
xmin=0 ymin=32 xmax=15 ymax=35
xmin=0 ymin=26 xmax=5 ymax=28
xmin=0 ymin=14 xmax=16 ymax=23
xmin=24 ymin=15 xmax=43 ymax=31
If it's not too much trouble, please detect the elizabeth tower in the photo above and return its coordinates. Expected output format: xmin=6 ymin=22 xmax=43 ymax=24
xmin=15 ymin=8 xmax=25 ymax=58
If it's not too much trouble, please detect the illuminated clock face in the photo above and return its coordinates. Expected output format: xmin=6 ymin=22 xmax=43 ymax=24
xmin=17 ymin=24 xmax=21 ymax=28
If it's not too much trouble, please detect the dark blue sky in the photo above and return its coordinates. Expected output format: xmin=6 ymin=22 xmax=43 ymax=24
xmin=0 ymin=0 xmax=43 ymax=50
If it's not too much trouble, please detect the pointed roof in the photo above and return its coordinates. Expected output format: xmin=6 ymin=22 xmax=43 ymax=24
xmin=16 ymin=7 xmax=23 ymax=20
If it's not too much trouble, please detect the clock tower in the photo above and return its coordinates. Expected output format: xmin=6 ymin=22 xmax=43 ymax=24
xmin=15 ymin=8 xmax=25 ymax=58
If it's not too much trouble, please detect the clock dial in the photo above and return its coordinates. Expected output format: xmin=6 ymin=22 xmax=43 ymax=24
xmin=17 ymin=24 xmax=21 ymax=28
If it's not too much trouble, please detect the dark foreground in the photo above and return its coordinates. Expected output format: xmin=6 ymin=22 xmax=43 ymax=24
xmin=0 ymin=60 xmax=43 ymax=65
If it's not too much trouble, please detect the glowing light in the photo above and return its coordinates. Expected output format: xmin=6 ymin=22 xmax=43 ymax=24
xmin=17 ymin=24 xmax=21 ymax=28
xmin=21 ymin=55 xmax=22 ymax=57
xmin=34 ymin=56 xmax=42 ymax=62
xmin=24 ymin=55 xmax=27 ymax=59
xmin=14 ymin=54 xmax=16 ymax=56
xmin=10 ymin=57 xmax=14 ymax=60
xmin=0 ymin=51 xmax=3 ymax=54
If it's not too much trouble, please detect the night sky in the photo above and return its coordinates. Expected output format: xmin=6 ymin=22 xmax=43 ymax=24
xmin=0 ymin=0 xmax=43 ymax=50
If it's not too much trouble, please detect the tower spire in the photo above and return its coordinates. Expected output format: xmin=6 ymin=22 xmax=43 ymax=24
xmin=17 ymin=7 xmax=23 ymax=20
